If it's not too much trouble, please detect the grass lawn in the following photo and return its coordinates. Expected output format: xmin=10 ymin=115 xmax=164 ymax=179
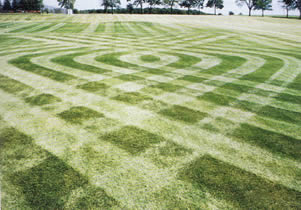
xmin=0 ymin=14 xmax=301 ymax=209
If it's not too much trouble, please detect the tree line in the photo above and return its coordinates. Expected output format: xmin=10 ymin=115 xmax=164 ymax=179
xmin=0 ymin=0 xmax=43 ymax=11
xmin=0 ymin=0 xmax=300 ymax=18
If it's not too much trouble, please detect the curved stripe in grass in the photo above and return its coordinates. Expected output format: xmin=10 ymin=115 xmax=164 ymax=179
xmin=199 ymin=53 xmax=247 ymax=75
xmin=8 ymin=49 xmax=86 ymax=82
xmin=51 ymin=50 xmax=110 ymax=74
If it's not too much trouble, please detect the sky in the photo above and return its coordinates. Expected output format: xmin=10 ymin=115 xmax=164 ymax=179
xmin=44 ymin=0 xmax=299 ymax=16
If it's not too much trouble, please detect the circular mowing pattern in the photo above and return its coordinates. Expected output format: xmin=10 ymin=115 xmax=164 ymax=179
xmin=140 ymin=55 xmax=161 ymax=63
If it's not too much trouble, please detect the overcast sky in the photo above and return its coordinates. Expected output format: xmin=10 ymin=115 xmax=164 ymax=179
xmin=44 ymin=0 xmax=299 ymax=16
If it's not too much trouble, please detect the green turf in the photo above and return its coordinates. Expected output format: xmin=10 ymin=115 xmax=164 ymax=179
xmin=77 ymin=81 xmax=108 ymax=92
xmin=113 ymin=92 xmax=152 ymax=104
xmin=58 ymin=106 xmax=104 ymax=124
xmin=179 ymin=155 xmax=301 ymax=209
xmin=1 ymin=14 xmax=301 ymax=209
xmin=101 ymin=126 xmax=164 ymax=155
xmin=140 ymin=55 xmax=160 ymax=63
xmin=159 ymin=105 xmax=208 ymax=123
xmin=25 ymin=93 xmax=62 ymax=106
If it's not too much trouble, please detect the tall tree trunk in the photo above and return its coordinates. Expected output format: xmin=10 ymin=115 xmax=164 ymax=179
xmin=112 ymin=6 xmax=113 ymax=14
xmin=214 ymin=5 xmax=216 ymax=15
xmin=299 ymin=9 xmax=301 ymax=19
xmin=286 ymin=8 xmax=288 ymax=18
xmin=170 ymin=5 xmax=173 ymax=14
xmin=140 ymin=3 xmax=143 ymax=14
xmin=188 ymin=7 xmax=190 ymax=14
xmin=262 ymin=9 xmax=264 ymax=17
xmin=248 ymin=8 xmax=251 ymax=16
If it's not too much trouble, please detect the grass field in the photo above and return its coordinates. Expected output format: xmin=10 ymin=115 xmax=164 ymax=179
xmin=0 ymin=13 xmax=301 ymax=209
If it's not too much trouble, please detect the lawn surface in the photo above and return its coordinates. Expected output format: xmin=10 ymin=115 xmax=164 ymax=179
xmin=0 ymin=14 xmax=301 ymax=209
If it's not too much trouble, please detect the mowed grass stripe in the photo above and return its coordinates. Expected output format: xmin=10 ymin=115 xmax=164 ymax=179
xmin=51 ymin=51 xmax=110 ymax=74
xmin=179 ymin=155 xmax=301 ymax=209
xmin=9 ymin=54 xmax=76 ymax=82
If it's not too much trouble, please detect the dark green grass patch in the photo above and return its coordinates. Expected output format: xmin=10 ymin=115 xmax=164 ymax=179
xmin=117 ymin=74 xmax=143 ymax=81
xmin=10 ymin=55 xmax=76 ymax=82
xmin=95 ymin=23 xmax=105 ymax=33
xmin=159 ymin=105 xmax=207 ymax=123
xmin=0 ymin=74 xmax=34 ymax=95
xmin=73 ymin=185 xmax=118 ymax=209
xmin=167 ymin=52 xmax=201 ymax=69
xmin=198 ymin=92 xmax=234 ymax=106
xmin=201 ymin=54 xmax=246 ymax=75
xmin=113 ymin=92 xmax=152 ymax=105
xmin=140 ymin=55 xmax=160 ymax=63
xmin=179 ymin=155 xmax=301 ymax=209
xmin=58 ymin=106 xmax=104 ymax=124
xmin=152 ymin=82 xmax=182 ymax=92
xmin=274 ymin=92 xmax=301 ymax=105
xmin=258 ymin=105 xmax=301 ymax=124
xmin=158 ymin=141 xmax=193 ymax=157
xmin=96 ymin=52 xmax=140 ymax=69
xmin=101 ymin=126 xmax=164 ymax=155
xmin=240 ymin=55 xmax=284 ymax=83
xmin=231 ymin=123 xmax=301 ymax=161
xmin=12 ymin=155 xmax=88 ymax=209
xmin=51 ymin=52 xmax=109 ymax=74
xmin=9 ymin=23 xmax=40 ymax=33
xmin=77 ymin=81 xmax=108 ymax=92
xmin=25 ymin=93 xmax=61 ymax=106
xmin=30 ymin=23 xmax=58 ymax=32
xmin=53 ymin=23 xmax=89 ymax=33
xmin=179 ymin=75 xmax=207 ymax=83
xmin=143 ymin=68 xmax=168 ymax=75
xmin=287 ymin=73 xmax=301 ymax=91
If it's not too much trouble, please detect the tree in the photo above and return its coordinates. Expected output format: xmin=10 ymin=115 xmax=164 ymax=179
xmin=180 ymin=0 xmax=202 ymax=14
xmin=280 ymin=0 xmax=294 ymax=18
xmin=101 ymin=0 xmax=110 ymax=13
xmin=206 ymin=0 xmax=223 ymax=15
xmin=254 ymin=0 xmax=272 ymax=16
xmin=12 ymin=0 xmax=18 ymax=11
xmin=0 ymin=0 xmax=3 ymax=10
xmin=163 ymin=0 xmax=178 ymax=14
xmin=101 ymin=0 xmax=120 ymax=14
xmin=57 ymin=0 xmax=75 ymax=9
xmin=236 ymin=0 xmax=256 ymax=16
xmin=147 ymin=0 xmax=161 ymax=13
xmin=133 ymin=0 xmax=145 ymax=14
xmin=19 ymin=0 xmax=43 ymax=10
xmin=127 ymin=2 xmax=134 ymax=13
xmin=294 ymin=0 xmax=301 ymax=18
xmin=3 ymin=0 xmax=11 ymax=10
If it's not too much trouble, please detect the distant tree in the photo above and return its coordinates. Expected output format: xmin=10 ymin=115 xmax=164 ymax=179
xmin=12 ymin=0 xmax=18 ymax=11
xmin=3 ymin=0 xmax=11 ymax=10
xmin=133 ymin=0 xmax=145 ymax=13
xmin=206 ymin=0 xmax=223 ymax=15
xmin=147 ymin=0 xmax=161 ymax=13
xmin=229 ymin=10 xmax=234 ymax=15
xmin=109 ymin=0 xmax=120 ymax=14
xmin=163 ymin=0 xmax=178 ymax=14
xmin=101 ymin=0 xmax=110 ymax=12
xmin=57 ymin=0 xmax=75 ymax=9
xmin=19 ymin=0 xmax=43 ymax=10
xmin=294 ymin=0 xmax=301 ymax=18
xmin=280 ymin=0 xmax=294 ymax=18
xmin=236 ymin=0 xmax=256 ymax=16
xmin=180 ymin=0 xmax=203 ymax=14
xmin=127 ymin=2 xmax=134 ymax=13
xmin=254 ymin=0 xmax=272 ymax=16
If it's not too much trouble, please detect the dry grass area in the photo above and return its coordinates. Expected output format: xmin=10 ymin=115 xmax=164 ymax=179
xmin=0 ymin=14 xmax=301 ymax=209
